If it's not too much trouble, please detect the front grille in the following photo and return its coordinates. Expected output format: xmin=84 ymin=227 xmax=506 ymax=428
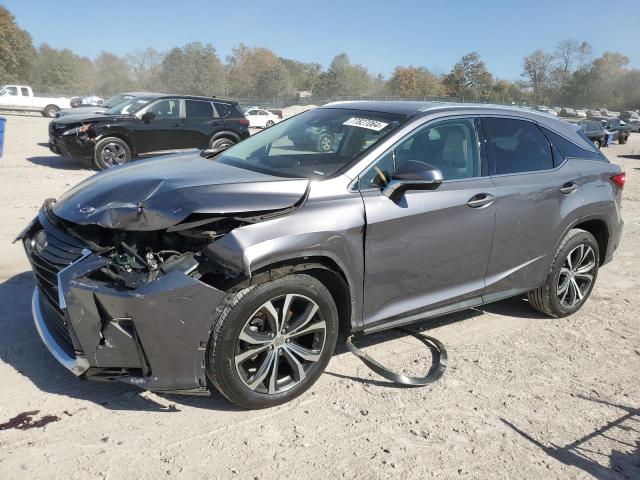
xmin=25 ymin=214 xmax=87 ymax=357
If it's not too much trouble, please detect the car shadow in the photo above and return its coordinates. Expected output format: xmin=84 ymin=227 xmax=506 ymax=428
xmin=617 ymin=154 xmax=640 ymax=160
xmin=502 ymin=396 xmax=639 ymax=479
xmin=26 ymin=155 xmax=93 ymax=171
xmin=0 ymin=272 xmax=242 ymax=413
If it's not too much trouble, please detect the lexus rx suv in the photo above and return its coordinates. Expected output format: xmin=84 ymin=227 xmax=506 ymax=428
xmin=21 ymin=102 xmax=624 ymax=409
xmin=48 ymin=94 xmax=250 ymax=169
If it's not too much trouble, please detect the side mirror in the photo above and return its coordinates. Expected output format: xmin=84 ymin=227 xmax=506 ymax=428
xmin=141 ymin=111 xmax=155 ymax=123
xmin=383 ymin=160 xmax=443 ymax=199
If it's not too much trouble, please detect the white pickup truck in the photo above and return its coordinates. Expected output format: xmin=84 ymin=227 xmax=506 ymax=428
xmin=0 ymin=85 xmax=71 ymax=118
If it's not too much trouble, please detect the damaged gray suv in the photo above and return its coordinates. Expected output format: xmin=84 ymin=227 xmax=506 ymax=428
xmin=20 ymin=102 xmax=624 ymax=409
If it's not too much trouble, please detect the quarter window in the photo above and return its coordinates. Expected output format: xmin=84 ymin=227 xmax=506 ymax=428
xmin=483 ymin=117 xmax=553 ymax=175
xmin=185 ymin=100 xmax=213 ymax=118
xmin=360 ymin=117 xmax=480 ymax=189
xmin=20 ymin=87 xmax=29 ymax=96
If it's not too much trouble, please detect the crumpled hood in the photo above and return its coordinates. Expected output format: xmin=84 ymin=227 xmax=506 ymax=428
xmin=52 ymin=152 xmax=309 ymax=231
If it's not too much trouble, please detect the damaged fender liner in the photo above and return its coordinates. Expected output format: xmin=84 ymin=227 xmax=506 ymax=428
xmin=60 ymin=254 xmax=229 ymax=393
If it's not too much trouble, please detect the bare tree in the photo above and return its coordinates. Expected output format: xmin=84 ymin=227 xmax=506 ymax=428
xmin=553 ymin=39 xmax=592 ymax=87
xmin=522 ymin=49 xmax=552 ymax=104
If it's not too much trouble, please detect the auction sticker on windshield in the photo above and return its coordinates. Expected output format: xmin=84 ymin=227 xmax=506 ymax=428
xmin=343 ymin=117 xmax=389 ymax=131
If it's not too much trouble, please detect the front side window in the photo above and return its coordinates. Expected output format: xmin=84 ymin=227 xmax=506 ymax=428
xmin=148 ymin=99 xmax=180 ymax=119
xmin=483 ymin=117 xmax=553 ymax=175
xmin=186 ymin=100 xmax=214 ymax=118
xmin=215 ymin=108 xmax=406 ymax=179
xmin=2 ymin=86 xmax=18 ymax=96
xmin=359 ymin=117 xmax=481 ymax=189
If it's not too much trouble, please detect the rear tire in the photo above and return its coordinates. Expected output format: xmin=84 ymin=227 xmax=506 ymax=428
xmin=209 ymin=137 xmax=235 ymax=151
xmin=206 ymin=274 xmax=339 ymax=409
xmin=265 ymin=120 xmax=274 ymax=128
xmin=527 ymin=229 xmax=599 ymax=318
xmin=42 ymin=105 xmax=59 ymax=118
xmin=618 ymin=135 xmax=627 ymax=145
xmin=93 ymin=137 xmax=131 ymax=170
xmin=594 ymin=140 xmax=601 ymax=149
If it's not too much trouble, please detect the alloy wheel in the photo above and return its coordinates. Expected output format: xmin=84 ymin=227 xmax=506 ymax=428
xmin=556 ymin=243 xmax=596 ymax=308
xmin=234 ymin=294 xmax=326 ymax=394
xmin=100 ymin=142 xmax=127 ymax=166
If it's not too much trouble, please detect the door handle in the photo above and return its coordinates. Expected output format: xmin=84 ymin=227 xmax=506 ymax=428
xmin=560 ymin=182 xmax=578 ymax=194
xmin=171 ymin=122 xmax=181 ymax=128
xmin=467 ymin=193 xmax=495 ymax=208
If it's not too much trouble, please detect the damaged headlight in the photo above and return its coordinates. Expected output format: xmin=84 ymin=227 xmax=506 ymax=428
xmin=62 ymin=123 xmax=92 ymax=136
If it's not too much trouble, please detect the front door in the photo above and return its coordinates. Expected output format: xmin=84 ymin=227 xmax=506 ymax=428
xmin=360 ymin=117 xmax=496 ymax=329
xmin=134 ymin=98 xmax=184 ymax=154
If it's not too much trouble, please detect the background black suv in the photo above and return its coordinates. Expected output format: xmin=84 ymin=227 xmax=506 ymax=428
xmin=577 ymin=119 xmax=606 ymax=148
xmin=49 ymin=94 xmax=250 ymax=169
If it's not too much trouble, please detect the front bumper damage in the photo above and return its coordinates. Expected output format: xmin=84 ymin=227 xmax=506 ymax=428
xmin=23 ymin=210 xmax=230 ymax=394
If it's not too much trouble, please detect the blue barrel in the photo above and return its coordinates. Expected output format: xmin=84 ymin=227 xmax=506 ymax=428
xmin=0 ymin=116 xmax=5 ymax=157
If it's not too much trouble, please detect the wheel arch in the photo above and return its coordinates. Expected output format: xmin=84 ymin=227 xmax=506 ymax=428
xmin=210 ymin=130 xmax=241 ymax=144
xmin=573 ymin=218 xmax=609 ymax=266
xmin=227 ymin=256 xmax=356 ymax=335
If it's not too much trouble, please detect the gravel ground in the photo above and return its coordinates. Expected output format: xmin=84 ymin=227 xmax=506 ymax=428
xmin=0 ymin=112 xmax=638 ymax=480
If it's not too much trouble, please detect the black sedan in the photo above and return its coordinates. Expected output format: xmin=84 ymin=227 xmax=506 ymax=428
xmin=49 ymin=94 xmax=250 ymax=169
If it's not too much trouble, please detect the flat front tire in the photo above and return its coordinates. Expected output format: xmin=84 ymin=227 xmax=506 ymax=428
xmin=206 ymin=274 xmax=339 ymax=409
xmin=528 ymin=229 xmax=599 ymax=318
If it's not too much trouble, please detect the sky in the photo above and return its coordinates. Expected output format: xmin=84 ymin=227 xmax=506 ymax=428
xmin=4 ymin=0 xmax=639 ymax=80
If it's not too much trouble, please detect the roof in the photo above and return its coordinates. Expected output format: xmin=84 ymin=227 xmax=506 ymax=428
xmin=123 ymin=92 xmax=237 ymax=104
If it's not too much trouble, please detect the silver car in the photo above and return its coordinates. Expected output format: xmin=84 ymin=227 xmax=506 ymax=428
xmin=20 ymin=102 xmax=624 ymax=409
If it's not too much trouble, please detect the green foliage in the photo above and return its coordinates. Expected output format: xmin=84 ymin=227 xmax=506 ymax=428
xmin=443 ymin=52 xmax=493 ymax=99
xmin=162 ymin=42 xmax=226 ymax=96
xmin=316 ymin=53 xmax=374 ymax=96
xmin=226 ymin=45 xmax=290 ymax=97
xmin=30 ymin=44 xmax=94 ymax=95
xmin=0 ymin=4 xmax=35 ymax=83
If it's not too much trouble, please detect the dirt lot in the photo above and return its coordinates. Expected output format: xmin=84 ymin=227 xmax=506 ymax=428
xmin=0 ymin=112 xmax=638 ymax=480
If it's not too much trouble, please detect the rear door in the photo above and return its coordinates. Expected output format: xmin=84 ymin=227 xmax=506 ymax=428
xmin=480 ymin=116 xmax=584 ymax=302
xmin=183 ymin=99 xmax=219 ymax=150
xmin=360 ymin=116 xmax=497 ymax=328
xmin=134 ymin=98 xmax=183 ymax=154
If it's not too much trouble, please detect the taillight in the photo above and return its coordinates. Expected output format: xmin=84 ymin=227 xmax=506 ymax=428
xmin=611 ymin=172 xmax=626 ymax=189
xmin=239 ymin=118 xmax=250 ymax=126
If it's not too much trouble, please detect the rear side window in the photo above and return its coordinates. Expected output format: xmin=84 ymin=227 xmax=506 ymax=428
xmin=20 ymin=87 xmax=29 ymax=96
xmin=483 ymin=117 xmax=553 ymax=175
xmin=214 ymin=103 xmax=232 ymax=118
xmin=186 ymin=100 xmax=214 ymax=118
xmin=540 ymin=126 xmax=606 ymax=162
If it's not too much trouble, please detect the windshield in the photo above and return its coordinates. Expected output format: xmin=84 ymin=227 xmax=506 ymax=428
xmin=216 ymin=108 xmax=407 ymax=179
xmin=104 ymin=93 xmax=134 ymax=109
xmin=105 ymin=97 xmax=152 ymax=115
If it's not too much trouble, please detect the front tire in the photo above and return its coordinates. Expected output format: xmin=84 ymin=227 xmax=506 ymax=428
xmin=93 ymin=137 xmax=131 ymax=170
xmin=528 ymin=229 xmax=599 ymax=318
xmin=594 ymin=139 xmax=601 ymax=149
xmin=207 ymin=274 xmax=339 ymax=409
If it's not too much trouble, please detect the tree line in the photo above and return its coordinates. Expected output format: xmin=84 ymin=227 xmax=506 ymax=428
xmin=1 ymin=5 xmax=638 ymax=109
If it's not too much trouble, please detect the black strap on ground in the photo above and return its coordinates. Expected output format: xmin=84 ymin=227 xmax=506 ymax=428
xmin=345 ymin=327 xmax=447 ymax=386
